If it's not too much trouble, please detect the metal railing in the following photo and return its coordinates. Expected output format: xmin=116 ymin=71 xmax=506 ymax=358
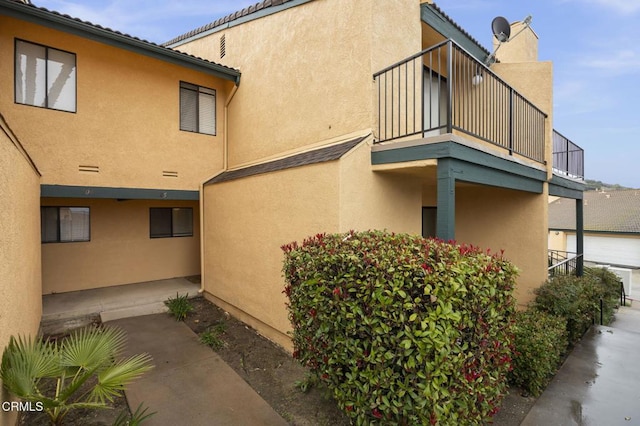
xmin=374 ymin=39 xmax=547 ymax=164
xmin=548 ymin=250 xmax=582 ymax=277
xmin=553 ymin=130 xmax=584 ymax=179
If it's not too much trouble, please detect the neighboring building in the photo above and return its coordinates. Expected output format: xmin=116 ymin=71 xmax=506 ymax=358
xmin=549 ymin=190 xmax=640 ymax=268
xmin=167 ymin=0 xmax=585 ymax=348
xmin=0 ymin=0 xmax=586 ymax=371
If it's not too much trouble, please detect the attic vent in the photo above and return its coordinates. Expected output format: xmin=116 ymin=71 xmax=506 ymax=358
xmin=220 ymin=34 xmax=226 ymax=58
xmin=163 ymin=170 xmax=179 ymax=178
xmin=79 ymin=165 xmax=99 ymax=173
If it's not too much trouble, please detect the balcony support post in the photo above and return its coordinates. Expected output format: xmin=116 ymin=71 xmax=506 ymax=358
xmin=576 ymin=198 xmax=584 ymax=277
xmin=436 ymin=158 xmax=456 ymax=241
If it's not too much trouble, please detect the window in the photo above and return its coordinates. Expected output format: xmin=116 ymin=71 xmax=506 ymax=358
xmin=15 ymin=39 xmax=77 ymax=112
xmin=150 ymin=208 xmax=193 ymax=238
xmin=41 ymin=207 xmax=90 ymax=243
xmin=180 ymin=82 xmax=216 ymax=135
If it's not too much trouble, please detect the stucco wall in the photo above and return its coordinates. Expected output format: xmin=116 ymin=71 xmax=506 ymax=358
xmin=41 ymin=198 xmax=200 ymax=294
xmin=202 ymin=161 xmax=341 ymax=349
xmin=176 ymin=0 xmax=421 ymax=168
xmin=339 ymin=138 xmax=422 ymax=233
xmin=0 ymin=117 xmax=41 ymax=426
xmin=0 ymin=16 xmax=231 ymax=191
xmin=455 ymin=184 xmax=548 ymax=306
xmin=548 ymin=230 xmax=567 ymax=252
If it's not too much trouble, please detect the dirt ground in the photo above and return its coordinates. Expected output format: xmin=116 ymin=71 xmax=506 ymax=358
xmin=185 ymin=296 xmax=536 ymax=426
xmin=21 ymin=295 xmax=535 ymax=425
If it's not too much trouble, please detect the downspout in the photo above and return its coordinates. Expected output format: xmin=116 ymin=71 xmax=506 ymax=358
xmin=199 ymin=81 xmax=240 ymax=294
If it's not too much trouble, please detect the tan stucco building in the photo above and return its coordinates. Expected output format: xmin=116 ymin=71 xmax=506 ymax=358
xmin=0 ymin=0 xmax=585 ymax=391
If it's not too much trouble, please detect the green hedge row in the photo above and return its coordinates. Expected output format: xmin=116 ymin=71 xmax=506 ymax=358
xmin=282 ymin=231 xmax=517 ymax=425
xmin=509 ymin=267 xmax=622 ymax=396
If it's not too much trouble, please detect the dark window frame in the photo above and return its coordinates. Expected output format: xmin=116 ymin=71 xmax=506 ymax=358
xmin=14 ymin=38 xmax=77 ymax=113
xmin=179 ymin=81 xmax=216 ymax=136
xmin=149 ymin=207 xmax=194 ymax=238
xmin=41 ymin=206 xmax=91 ymax=243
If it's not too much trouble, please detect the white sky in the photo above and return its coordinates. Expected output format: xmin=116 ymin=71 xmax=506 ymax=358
xmin=34 ymin=0 xmax=640 ymax=187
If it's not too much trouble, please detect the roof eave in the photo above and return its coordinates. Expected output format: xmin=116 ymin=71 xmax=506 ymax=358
xmin=421 ymin=3 xmax=490 ymax=63
xmin=0 ymin=1 xmax=241 ymax=85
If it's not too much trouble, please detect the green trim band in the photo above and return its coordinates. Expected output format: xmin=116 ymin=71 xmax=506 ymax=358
xmin=41 ymin=185 xmax=199 ymax=200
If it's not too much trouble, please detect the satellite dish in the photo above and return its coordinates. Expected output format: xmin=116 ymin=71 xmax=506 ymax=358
xmin=492 ymin=16 xmax=511 ymax=42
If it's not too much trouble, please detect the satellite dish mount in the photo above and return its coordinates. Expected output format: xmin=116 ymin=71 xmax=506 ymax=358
xmin=485 ymin=15 xmax=532 ymax=65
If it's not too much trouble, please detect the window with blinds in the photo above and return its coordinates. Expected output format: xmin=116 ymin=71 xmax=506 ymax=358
xmin=179 ymin=82 xmax=216 ymax=135
xmin=15 ymin=39 xmax=76 ymax=112
xmin=41 ymin=207 xmax=90 ymax=243
xmin=149 ymin=207 xmax=193 ymax=238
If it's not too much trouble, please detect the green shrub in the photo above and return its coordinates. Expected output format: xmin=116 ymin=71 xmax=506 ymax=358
xmin=282 ymin=231 xmax=517 ymax=425
xmin=164 ymin=293 xmax=194 ymax=321
xmin=199 ymin=322 xmax=227 ymax=350
xmin=533 ymin=269 xmax=621 ymax=345
xmin=509 ymin=310 xmax=567 ymax=396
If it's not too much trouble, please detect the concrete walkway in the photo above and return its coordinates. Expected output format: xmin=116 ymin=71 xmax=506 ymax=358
xmin=107 ymin=314 xmax=287 ymax=426
xmin=521 ymin=303 xmax=640 ymax=426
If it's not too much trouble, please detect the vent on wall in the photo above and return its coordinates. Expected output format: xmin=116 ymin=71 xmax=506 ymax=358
xmin=220 ymin=34 xmax=226 ymax=58
xmin=163 ymin=170 xmax=179 ymax=178
xmin=78 ymin=165 xmax=99 ymax=173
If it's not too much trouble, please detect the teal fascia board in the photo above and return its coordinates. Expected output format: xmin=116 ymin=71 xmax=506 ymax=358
xmin=420 ymin=4 xmax=489 ymax=63
xmin=0 ymin=2 xmax=240 ymax=84
xmin=372 ymin=141 xmax=546 ymax=193
xmin=41 ymin=185 xmax=199 ymax=200
xmin=549 ymin=175 xmax=586 ymax=199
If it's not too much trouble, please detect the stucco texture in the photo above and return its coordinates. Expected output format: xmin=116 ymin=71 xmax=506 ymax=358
xmin=0 ymin=16 xmax=232 ymax=191
xmin=0 ymin=118 xmax=41 ymax=426
xmin=177 ymin=0 xmax=421 ymax=168
xmin=41 ymin=198 xmax=200 ymax=294
xmin=456 ymin=183 xmax=549 ymax=306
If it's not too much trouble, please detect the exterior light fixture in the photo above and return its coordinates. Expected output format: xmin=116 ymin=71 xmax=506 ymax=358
xmin=472 ymin=72 xmax=483 ymax=86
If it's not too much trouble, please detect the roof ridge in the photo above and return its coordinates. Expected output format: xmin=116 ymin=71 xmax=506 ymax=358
xmin=164 ymin=0 xmax=298 ymax=46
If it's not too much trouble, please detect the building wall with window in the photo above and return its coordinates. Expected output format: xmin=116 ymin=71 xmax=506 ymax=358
xmin=0 ymin=15 xmax=232 ymax=191
xmin=41 ymin=198 xmax=200 ymax=294
xmin=172 ymin=0 xmax=421 ymax=168
xmin=0 ymin=114 xmax=41 ymax=426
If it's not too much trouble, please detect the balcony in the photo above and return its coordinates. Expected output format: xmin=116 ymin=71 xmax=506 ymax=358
xmin=373 ymin=40 xmax=547 ymax=164
xmin=552 ymin=130 xmax=584 ymax=180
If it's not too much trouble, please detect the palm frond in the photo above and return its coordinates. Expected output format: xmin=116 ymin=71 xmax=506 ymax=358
xmin=91 ymin=353 xmax=154 ymax=404
xmin=1 ymin=335 xmax=62 ymax=397
xmin=60 ymin=326 xmax=127 ymax=370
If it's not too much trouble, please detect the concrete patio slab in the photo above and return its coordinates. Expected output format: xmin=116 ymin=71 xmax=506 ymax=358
xmin=106 ymin=313 xmax=287 ymax=426
xmin=41 ymin=278 xmax=200 ymax=334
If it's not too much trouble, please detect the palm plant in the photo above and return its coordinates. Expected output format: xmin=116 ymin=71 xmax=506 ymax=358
xmin=1 ymin=326 xmax=153 ymax=425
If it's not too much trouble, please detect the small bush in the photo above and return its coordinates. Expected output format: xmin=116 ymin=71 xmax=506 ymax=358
xmin=509 ymin=310 xmax=567 ymax=396
xmin=534 ymin=269 xmax=621 ymax=345
xmin=164 ymin=293 xmax=194 ymax=321
xmin=199 ymin=322 xmax=227 ymax=350
xmin=282 ymin=231 xmax=517 ymax=425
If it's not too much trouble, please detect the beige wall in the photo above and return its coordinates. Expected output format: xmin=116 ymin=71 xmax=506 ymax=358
xmin=0 ymin=117 xmax=41 ymax=426
xmin=548 ymin=230 xmax=567 ymax=252
xmin=176 ymin=0 xmax=421 ymax=167
xmin=41 ymin=198 xmax=200 ymax=294
xmin=202 ymin=161 xmax=341 ymax=350
xmin=455 ymin=184 xmax=548 ymax=306
xmin=0 ymin=16 xmax=232 ymax=191
xmin=339 ymin=138 xmax=422 ymax=233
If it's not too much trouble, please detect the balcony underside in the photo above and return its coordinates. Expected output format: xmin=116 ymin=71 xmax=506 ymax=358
xmin=372 ymin=133 xmax=547 ymax=194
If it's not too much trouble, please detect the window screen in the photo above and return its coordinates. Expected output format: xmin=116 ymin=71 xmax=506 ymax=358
xmin=180 ymin=82 xmax=216 ymax=135
xmin=150 ymin=207 xmax=193 ymax=238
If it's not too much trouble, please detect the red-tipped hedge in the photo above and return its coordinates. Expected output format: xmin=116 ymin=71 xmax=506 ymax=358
xmin=282 ymin=230 xmax=517 ymax=425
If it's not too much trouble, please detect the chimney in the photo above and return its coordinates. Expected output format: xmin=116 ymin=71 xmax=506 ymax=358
xmin=494 ymin=20 xmax=538 ymax=63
